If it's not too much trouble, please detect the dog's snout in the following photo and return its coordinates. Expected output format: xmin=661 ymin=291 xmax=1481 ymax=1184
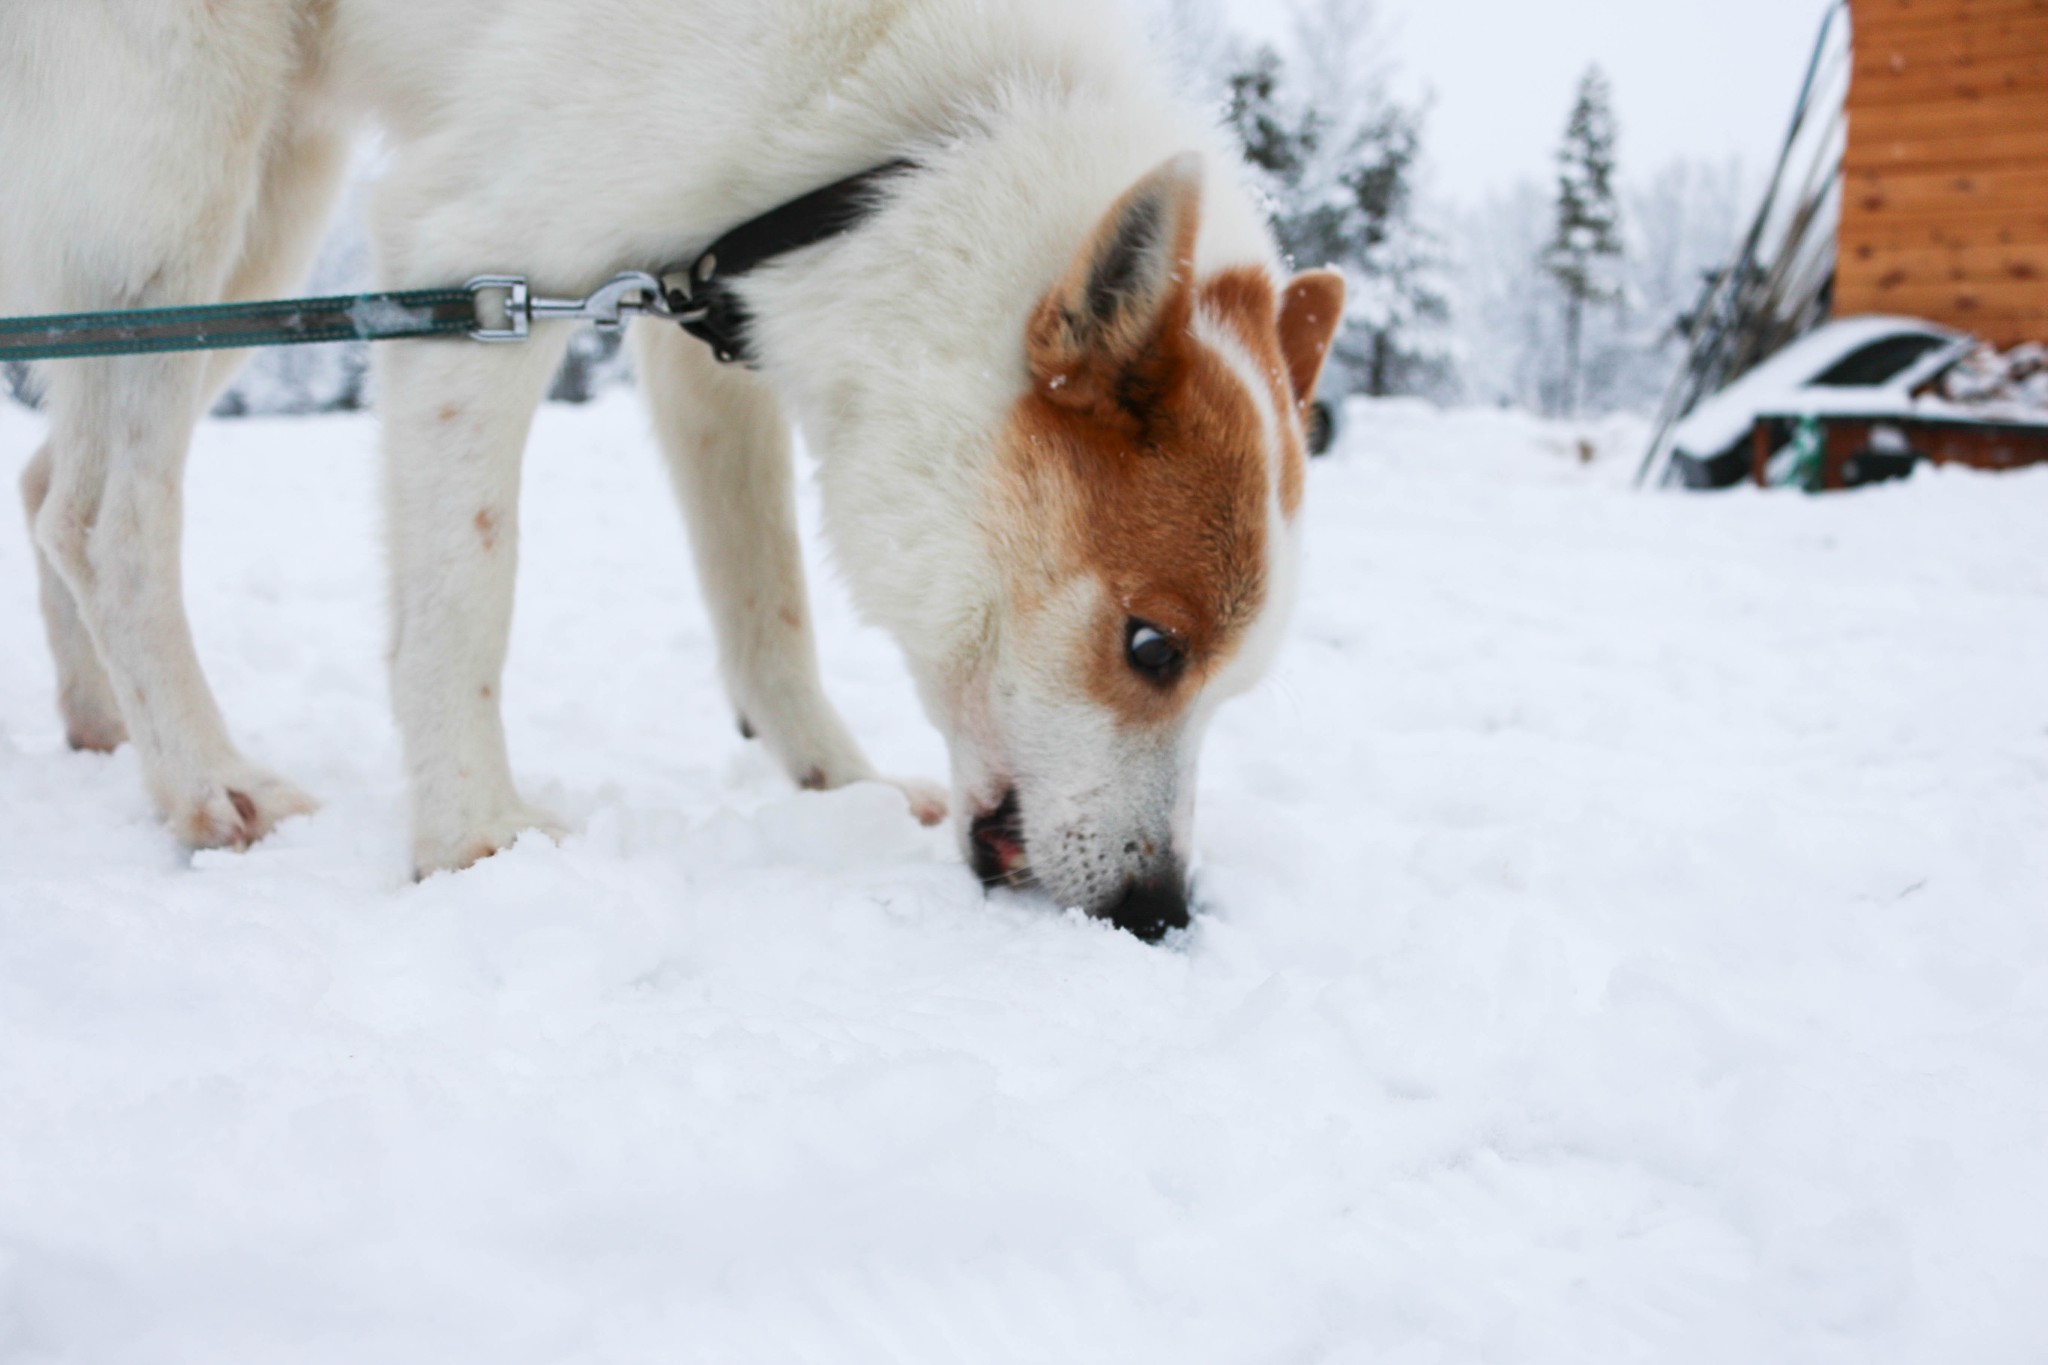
xmin=1101 ymin=874 xmax=1190 ymax=942
xmin=968 ymin=785 xmax=1189 ymax=941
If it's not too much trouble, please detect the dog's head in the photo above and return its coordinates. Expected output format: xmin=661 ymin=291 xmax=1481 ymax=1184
xmin=933 ymin=154 xmax=1343 ymax=939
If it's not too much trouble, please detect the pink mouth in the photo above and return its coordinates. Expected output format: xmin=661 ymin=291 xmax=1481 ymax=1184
xmin=968 ymin=789 xmax=1027 ymax=885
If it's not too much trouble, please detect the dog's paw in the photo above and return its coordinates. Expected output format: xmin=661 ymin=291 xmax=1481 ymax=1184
xmin=412 ymin=803 xmax=569 ymax=879
xmin=882 ymin=776 xmax=950 ymax=828
xmin=168 ymin=766 xmax=318 ymax=850
xmin=793 ymin=762 xmax=948 ymax=828
xmin=59 ymin=686 xmax=128 ymax=754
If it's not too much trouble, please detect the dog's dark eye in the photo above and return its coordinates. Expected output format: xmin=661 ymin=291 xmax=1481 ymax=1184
xmin=1125 ymin=620 xmax=1183 ymax=680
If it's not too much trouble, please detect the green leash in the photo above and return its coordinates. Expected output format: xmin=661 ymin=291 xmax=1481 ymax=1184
xmin=0 ymin=287 xmax=485 ymax=363
xmin=0 ymin=271 xmax=719 ymax=366
xmin=1 ymin=160 xmax=917 ymax=368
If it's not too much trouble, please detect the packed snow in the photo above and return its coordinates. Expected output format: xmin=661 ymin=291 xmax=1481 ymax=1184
xmin=2 ymin=391 xmax=2045 ymax=1363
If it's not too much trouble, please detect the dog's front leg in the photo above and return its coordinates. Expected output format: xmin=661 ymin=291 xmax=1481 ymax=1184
xmin=634 ymin=323 xmax=945 ymax=827
xmin=379 ymin=335 xmax=571 ymax=875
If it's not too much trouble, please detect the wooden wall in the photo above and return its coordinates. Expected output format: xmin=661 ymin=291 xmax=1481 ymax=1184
xmin=1838 ymin=0 xmax=2048 ymax=345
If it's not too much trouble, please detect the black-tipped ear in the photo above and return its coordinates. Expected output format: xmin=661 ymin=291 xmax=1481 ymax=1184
xmin=1028 ymin=153 xmax=1203 ymax=409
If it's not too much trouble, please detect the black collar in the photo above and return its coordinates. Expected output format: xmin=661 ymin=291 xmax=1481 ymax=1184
xmin=663 ymin=158 xmax=917 ymax=365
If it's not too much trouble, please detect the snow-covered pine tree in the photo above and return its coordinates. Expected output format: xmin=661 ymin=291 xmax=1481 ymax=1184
xmin=1544 ymin=65 xmax=1626 ymax=417
xmin=1334 ymin=104 xmax=1452 ymax=398
xmin=1223 ymin=45 xmax=1306 ymax=188
xmin=1220 ymin=0 xmax=1451 ymax=400
xmin=4 ymin=360 xmax=39 ymax=411
xmin=1450 ymin=181 xmax=1556 ymax=412
xmin=548 ymin=328 xmax=628 ymax=404
xmin=1449 ymin=157 xmax=1747 ymax=417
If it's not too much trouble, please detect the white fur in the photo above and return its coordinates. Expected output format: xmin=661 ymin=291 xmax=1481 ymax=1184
xmin=2 ymin=0 xmax=1298 ymax=910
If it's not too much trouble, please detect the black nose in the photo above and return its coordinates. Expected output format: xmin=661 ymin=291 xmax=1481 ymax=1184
xmin=1103 ymin=876 xmax=1190 ymax=943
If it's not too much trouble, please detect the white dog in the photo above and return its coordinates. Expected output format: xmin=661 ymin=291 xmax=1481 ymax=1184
xmin=1 ymin=0 xmax=1340 ymax=938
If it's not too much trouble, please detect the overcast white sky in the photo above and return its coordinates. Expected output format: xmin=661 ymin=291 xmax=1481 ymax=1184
xmin=1216 ymin=0 xmax=1837 ymax=200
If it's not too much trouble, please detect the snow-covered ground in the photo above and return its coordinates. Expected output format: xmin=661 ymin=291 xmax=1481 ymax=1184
xmin=2 ymin=391 xmax=2044 ymax=1363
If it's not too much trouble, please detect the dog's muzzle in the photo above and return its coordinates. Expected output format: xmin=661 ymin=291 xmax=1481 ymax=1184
xmin=971 ymin=789 xmax=1190 ymax=942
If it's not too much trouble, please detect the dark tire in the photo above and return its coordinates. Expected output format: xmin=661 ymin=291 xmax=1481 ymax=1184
xmin=1305 ymin=399 xmax=1337 ymax=457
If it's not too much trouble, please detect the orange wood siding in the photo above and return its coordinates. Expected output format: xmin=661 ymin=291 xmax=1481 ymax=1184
xmin=1839 ymin=0 xmax=2048 ymax=343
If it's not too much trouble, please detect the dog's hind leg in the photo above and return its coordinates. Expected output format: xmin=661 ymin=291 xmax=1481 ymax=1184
xmin=11 ymin=91 xmax=339 ymax=764
xmin=19 ymin=443 xmax=126 ymax=753
xmin=36 ymin=345 xmax=320 ymax=849
xmin=27 ymin=58 xmax=339 ymax=848
xmin=633 ymin=322 xmax=946 ymax=827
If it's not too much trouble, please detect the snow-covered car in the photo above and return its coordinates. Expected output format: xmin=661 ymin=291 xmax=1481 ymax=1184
xmin=1667 ymin=316 xmax=1975 ymax=489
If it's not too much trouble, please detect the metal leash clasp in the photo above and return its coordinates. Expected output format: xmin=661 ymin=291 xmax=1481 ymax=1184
xmin=465 ymin=271 xmax=705 ymax=342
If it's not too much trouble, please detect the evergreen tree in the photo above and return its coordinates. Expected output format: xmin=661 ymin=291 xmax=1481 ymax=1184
xmin=1221 ymin=7 xmax=1450 ymax=399
xmin=1544 ymin=66 xmax=1625 ymax=417
xmin=4 ymin=360 xmax=39 ymax=411
xmin=1224 ymin=46 xmax=1307 ymax=188
xmin=1451 ymin=158 xmax=1746 ymax=417
xmin=547 ymin=328 xmax=627 ymax=404
xmin=1332 ymin=104 xmax=1452 ymax=398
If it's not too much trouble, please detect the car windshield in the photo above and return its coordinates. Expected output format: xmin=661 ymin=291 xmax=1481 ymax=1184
xmin=1809 ymin=334 xmax=1950 ymax=388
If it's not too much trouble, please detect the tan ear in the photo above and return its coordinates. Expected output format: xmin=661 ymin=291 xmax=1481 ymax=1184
xmin=1027 ymin=153 xmax=1203 ymax=410
xmin=1277 ymin=269 xmax=1346 ymax=408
